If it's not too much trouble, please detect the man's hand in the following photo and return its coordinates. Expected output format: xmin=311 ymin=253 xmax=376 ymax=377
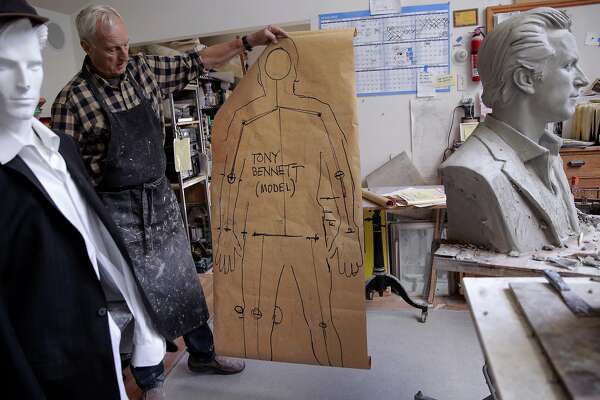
xmin=201 ymin=25 xmax=288 ymax=69
xmin=247 ymin=25 xmax=288 ymax=47
xmin=328 ymin=225 xmax=363 ymax=278
xmin=214 ymin=228 xmax=242 ymax=274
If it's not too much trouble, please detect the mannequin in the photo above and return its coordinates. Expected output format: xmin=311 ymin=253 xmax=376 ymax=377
xmin=0 ymin=16 xmax=163 ymax=400
xmin=440 ymin=7 xmax=589 ymax=253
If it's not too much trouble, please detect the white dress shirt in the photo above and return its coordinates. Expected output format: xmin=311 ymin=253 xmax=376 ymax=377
xmin=0 ymin=119 xmax=166 ymax=399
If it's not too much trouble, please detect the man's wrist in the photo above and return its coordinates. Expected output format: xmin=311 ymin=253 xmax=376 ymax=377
xmin=241 ymin=35 xmax=253 ymax=52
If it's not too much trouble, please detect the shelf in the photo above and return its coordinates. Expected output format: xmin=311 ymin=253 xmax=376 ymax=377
xmin=199 ymin=105 xmax=218 ymax=111
xmin=177 ymin=120 xmax=200 ymax=126
xmin=172 ymin=174 xmax=208 ymax=190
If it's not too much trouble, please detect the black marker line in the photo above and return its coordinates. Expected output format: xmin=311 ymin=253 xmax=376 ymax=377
xmin=270 ymin=264 xmax=287 ymax=361
xmin=240 ymin=201 xmax=250 ymax=358
xmin=310 ymin=240 xmax=331 ymax=366
xmin=326 ymin=257 xmax=344 ymax=367
xmin=252 ymin=232 xmax=304 ymax=238
xmin=288 ymin=265 xmax=322 ymax=365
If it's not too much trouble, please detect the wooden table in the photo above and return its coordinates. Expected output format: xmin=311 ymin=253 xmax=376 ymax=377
xmin=463 ymin=277 xmax=600 ymax=400
xmin=427 ymin=240 xmax=600 ymax=303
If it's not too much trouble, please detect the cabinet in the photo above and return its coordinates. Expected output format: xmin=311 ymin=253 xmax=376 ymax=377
xmin=560 ymin=146 xmax=600 ymax=200
xmin=163 ymin=75 xmax=229 ymax=270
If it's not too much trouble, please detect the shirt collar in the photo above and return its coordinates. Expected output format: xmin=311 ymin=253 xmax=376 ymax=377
xmin=83 ymin=56 xmax=128 ymax=89
xmin=0 ymin=122 xmax=34 ymax=165
xmin=32 ymin=118 xmax=61 ymax=152
xmin=483 ymin=114 xmax=562 ymax=190
xmin=0 ymin=119 xmax=60 ymax=165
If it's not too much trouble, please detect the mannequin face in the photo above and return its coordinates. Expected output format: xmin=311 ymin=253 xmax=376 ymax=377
xmin=0 ymin=22 xmax=43 ymax=123
xmin=531 ymin=30 xmax=589 ymax=122
xmin=82 ymin=18 xmax=129 ymax=78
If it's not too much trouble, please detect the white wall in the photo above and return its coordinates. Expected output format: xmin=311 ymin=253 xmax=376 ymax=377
xmin=39 ymin=0 xmax=515 ymax=179
xmin=34 ymin=7 xmax=81 ymax=117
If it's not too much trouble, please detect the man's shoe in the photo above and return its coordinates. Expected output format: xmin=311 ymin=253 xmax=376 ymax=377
xmin=142 ymin=385 xmax=166 ymax=400
xmin=188 ymin=354 xmax=245 ymax=375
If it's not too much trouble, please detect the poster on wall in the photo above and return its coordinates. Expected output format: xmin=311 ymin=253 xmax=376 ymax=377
xmin=320 ymin=3 xmax=451 ymax=96
xmin=210 ymin=30 xmax=370 ymax=369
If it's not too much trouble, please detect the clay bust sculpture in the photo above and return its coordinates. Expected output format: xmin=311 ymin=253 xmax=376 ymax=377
xmin=440 ymin=7 xmax=589 ymax=253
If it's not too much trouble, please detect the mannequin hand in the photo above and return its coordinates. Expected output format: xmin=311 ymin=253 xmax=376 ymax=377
xmin=247 ymin=25 xmax=288 ymax=47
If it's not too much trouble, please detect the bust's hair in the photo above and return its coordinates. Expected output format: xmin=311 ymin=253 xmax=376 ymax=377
xmin=480 ymin=7 xmax=571 ymax=108
xmin=0 ymin=18 xmax=48 ymax=49
xmin=75 ymin=4 xmax=123 ymax=44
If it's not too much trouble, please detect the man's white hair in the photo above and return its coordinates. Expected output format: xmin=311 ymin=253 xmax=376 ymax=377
xmin=479 ymin=7 xmax=571 ymax=109
xmin=0 ymin=18 xmax=47 ymax=49
xmin=76 ymin=5 xmax=123 ymax=43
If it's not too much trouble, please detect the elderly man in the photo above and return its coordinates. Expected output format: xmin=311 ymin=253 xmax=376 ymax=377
xmin=0 ymin=1 xmax=165 ymax=399
xmin=51 ymin=4 xmax=287 ymax=397
xmin=440 ymin=7 xmax=589 ymax=254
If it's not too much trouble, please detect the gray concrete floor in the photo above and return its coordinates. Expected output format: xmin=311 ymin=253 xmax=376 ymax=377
xmin=164 ymin=308 xmax=489 ymax=400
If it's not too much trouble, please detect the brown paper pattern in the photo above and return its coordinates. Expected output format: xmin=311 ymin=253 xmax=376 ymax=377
xmin=210 ymin=30 xmax=369 ymax=368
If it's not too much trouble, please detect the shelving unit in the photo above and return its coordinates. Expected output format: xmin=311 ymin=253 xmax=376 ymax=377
xmin=163 ymin=75 xmax=231 ymax=271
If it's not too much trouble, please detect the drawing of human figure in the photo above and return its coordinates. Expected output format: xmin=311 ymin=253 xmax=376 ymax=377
xmin=211 ymin=37 xmax=363 ymax=366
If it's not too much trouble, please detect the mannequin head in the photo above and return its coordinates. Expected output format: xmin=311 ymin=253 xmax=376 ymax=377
xmin=480 ymin=7 xmax=588 ymax=124
xmin=76 ymin=5 xmax=129 ymax=78
xmin=0 ymin=18 xmax=47 ymax=126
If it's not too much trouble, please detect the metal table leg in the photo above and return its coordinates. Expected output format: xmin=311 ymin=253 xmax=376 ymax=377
xmin=365 ymin=209 xmax=429 ymax=323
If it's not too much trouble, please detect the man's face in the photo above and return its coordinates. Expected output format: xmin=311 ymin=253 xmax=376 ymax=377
xmin=0 ymin=22 xmax=43 ymax=122
xmin=532 ymin=30 xmax=589 ymax=123
xmin=83 ymin=18 xmax=129 ymax=78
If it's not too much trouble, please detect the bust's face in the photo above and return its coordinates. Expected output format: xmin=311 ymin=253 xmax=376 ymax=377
xmin=531 ymin=30 xmax=588 ymax=123
xmin=0 ymin=22 xmax=43 ymax=123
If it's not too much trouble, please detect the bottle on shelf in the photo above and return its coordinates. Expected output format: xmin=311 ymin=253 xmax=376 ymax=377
xmin=204 ymin=82 xmax=217 ymax=107
xmin=197 ymin=84 xmax=206 ymax=108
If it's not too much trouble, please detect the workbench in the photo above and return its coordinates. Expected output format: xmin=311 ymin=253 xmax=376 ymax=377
xmin=463 ymin=277 xmax=600 ymax=400
xmin=427 ymin=234 xmax=600 ymax=303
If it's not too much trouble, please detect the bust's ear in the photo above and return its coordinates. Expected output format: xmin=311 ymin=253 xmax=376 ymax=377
xmin=512 ymin=66 xmax=536 ymax=95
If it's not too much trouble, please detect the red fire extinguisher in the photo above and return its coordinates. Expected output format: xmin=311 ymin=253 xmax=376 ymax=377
xmin=471 ymin=27 xmax=484 ymax=82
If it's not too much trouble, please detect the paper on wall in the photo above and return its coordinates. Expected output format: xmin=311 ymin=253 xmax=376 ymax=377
xmin=417 ymin=70 xmax=435 ymax=97
xmin=370 ymin=0 xmax=402 ymax=15
xmin=494 ymin=11 xmax=520 ymax=26
xmin=433 ymin=73 xmax=456 ymax=88
xmin=585 ymin=32 xmax=600 ymax=46
xmin=410 ymin=97 xmax=456 ymax=182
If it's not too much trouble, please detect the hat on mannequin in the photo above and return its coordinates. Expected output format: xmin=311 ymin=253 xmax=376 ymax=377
xmin=0 ymin=0 xmax=48 ymax=25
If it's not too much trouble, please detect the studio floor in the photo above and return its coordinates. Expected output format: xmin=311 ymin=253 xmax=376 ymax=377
xmin=125 ymin=274 xmax=490 ymax=400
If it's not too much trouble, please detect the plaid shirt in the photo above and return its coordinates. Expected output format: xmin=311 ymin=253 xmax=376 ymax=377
xmin=51 ymin=47 xmax=206 ymax=186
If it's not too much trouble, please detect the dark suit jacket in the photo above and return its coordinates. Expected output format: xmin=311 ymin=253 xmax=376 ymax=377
xmin=0 ymin=131 xmax=135 ymax=399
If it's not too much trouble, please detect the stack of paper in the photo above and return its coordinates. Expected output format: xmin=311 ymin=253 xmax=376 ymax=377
xmin=382 ymin=186 xmax=446 ymax=207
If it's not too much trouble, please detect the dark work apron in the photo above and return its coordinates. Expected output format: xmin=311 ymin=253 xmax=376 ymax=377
xmin=82 ymin=67 xmax=208 ymax=340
